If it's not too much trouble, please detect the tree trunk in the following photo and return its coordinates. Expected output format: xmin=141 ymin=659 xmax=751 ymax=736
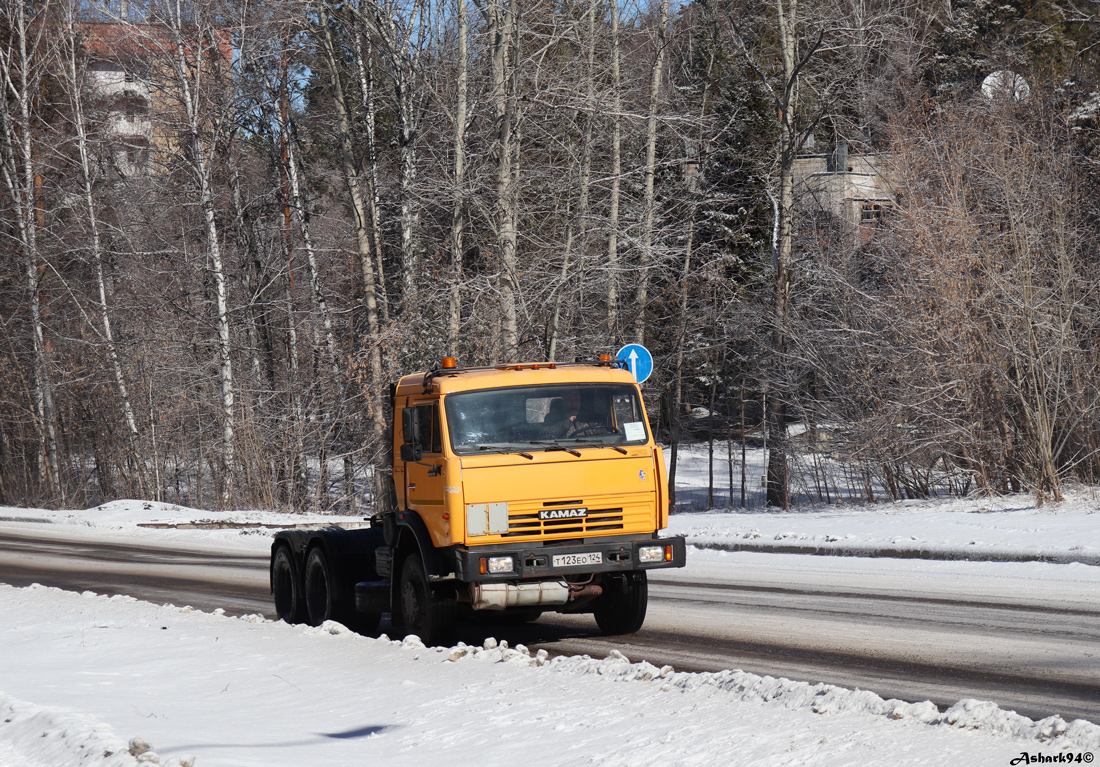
xmin=549 ymin=0 xmax=598 ymax=362
xmin=275 ymin=53 xmax=308 ymax=508
xmin=168 ymin=15 xmax=237 ymax=507
xmin=285 ymin=129 xmax=338 ymax=371
xmin=765 ymin=0 xmax=803 ymax=509
xmin=490 ymin=0 xmax=522 ymax=361
xmin=632 ymin=0 xmax=670 ymax=346
xmin=0 ymin=1 xmax=62 ymax=502
xmin=447 ymin=0 xmax=468 ymax=355
xmin=63 ymin=5 xmax=147 ymax=498
xmin=606 ymin=0 xmax=623 ymax=341
xmin=352 ymin=22 xmax=390 ymax=323
xmin=368 ymin=0 xmax=426 ymax=314
xmin=316 ymin=5 xmax=386 ymax=447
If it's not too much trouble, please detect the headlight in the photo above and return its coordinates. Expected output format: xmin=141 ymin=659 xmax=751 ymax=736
xmin=488 ymin=556 xmax=514 ymax=574
xmin=638 ymin=545 xmax=663 ymax=563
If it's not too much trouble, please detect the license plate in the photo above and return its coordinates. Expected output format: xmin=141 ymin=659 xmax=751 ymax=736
xmin=552 ymin=552 xmax=603 ymax=568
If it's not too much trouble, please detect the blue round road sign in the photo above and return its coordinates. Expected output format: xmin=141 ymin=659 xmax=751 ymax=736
xmin=616 ymin=344 xmax=653 ymax=384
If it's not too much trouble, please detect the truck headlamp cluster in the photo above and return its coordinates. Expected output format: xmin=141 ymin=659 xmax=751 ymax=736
xmin=487 ymin=556 xmax=514 ymax=574
xmin=638 ymin=545 xmax=664 ymax=563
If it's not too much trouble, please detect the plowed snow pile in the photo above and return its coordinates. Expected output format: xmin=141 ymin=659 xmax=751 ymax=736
xmin=1 ymin=584 xmax=1095 ymax=767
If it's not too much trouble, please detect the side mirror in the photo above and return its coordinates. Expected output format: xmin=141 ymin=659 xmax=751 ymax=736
xmin=400 ymin=443 xmax=423 ymax=463
xmin=401 ymin=407 xmax=421 ymax=446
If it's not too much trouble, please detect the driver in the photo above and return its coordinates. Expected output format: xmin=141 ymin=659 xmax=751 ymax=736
xmin=544 ymin=390 xmax=592 ymax=438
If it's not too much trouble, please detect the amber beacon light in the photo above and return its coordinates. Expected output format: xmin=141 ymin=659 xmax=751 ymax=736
xmin=441 ymin=357 xmax=457 ymax=369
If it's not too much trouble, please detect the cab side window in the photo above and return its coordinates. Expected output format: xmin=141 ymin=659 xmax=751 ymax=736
xmin=414 ymin=403 xmax=442 ymax=454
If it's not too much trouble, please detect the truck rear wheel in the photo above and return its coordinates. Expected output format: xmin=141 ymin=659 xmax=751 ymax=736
xmin=304 ymin=547 xmax=337 ymax=627
xmin=272 ymin=545 xmax=305 ymax=624
xmin=304 ymin=543 xmax=381 ymax=635
xmin=398 ymin=554 xmax=456 ymax=646
xmin=593 ymin=571 xmax=648 ymax=635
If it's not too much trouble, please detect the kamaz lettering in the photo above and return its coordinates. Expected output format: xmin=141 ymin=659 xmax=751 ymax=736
xmin=539 ymin=508 xmax=588 ymax=520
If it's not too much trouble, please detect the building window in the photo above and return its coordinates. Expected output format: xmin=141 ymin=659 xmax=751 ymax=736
xmin=89 ymin=61 xmax=123 ymax=74
xmin=118 ymin=96 xmax=148 ymax=122
xmin=114 ymin=137 xmax=150 ymax=176
xmin=860 ymin=203 xmax=889 ymax=224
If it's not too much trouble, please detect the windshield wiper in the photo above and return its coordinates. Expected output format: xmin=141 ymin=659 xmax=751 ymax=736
xmin=544 ymin=445 xmax=581 ymax=457
xmin=564 ymin=441 xmax=629 ymax=455
xmin=476 ymin=445 xmax=533 ymax=459
xmin=522 ymin=440 xmax=582 ymax=457
xmin=526 ymin=439 xmax=629 ymax=456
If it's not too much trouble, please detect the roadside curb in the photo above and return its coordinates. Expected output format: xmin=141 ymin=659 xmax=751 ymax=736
xmin=0 ymin=517 xmax=371 ymax=531
xmin=688 ymin=540 xmax=1100 ymax=567
xmin=135 ymin=520 xmax=372 ymax=530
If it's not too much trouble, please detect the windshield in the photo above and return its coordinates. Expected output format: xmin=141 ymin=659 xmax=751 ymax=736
xmin=444 ymin=383 xmax=650 ymax=455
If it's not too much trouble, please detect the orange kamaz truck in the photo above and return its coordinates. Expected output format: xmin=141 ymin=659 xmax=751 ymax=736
xmin=270 ymin=357 xmax=686 ymax=645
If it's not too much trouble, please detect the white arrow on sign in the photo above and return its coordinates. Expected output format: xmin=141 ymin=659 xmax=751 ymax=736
xmin=627 ymin=349 xmax=639 ymax=381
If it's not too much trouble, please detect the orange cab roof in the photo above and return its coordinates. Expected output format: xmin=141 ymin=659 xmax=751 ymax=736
xmin=395 ymin=362 xmax=636 ymax=396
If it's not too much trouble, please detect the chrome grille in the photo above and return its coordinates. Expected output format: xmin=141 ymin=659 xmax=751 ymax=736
xmin=505 ymin=507 xmax=624 ymax=537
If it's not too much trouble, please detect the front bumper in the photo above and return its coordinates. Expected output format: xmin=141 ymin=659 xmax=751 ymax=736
xmin=451 ymin=535 xmax=687 ymax=582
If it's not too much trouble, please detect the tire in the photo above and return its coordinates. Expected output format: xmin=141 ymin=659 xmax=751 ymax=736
xmin=304 ymin=547 xmax=344 ymax=628
xmin=272 ymin=545 xmax=305 ymax=624
xmin=398 ymin=554 xmax=457 ymax=646
xmin=302 ymin=540 xmax=382 ymax=635
xmin=593 ymin=571 xmax=648 ymax=635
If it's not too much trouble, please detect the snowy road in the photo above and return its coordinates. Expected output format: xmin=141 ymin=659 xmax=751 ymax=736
xmin=0 ymin=528 xmax=270 ymax=615
xmin=2 ymin=527 xmax=1097 ymax=724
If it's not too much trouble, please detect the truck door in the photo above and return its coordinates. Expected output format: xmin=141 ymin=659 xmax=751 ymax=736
xmin=405 ymin=400 xmax=445 ymax=516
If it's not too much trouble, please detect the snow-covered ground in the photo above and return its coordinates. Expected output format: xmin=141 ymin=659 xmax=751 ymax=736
xmin=2 ymin=447 xmax=1100 ymax=766
xmin=676 ymin=491 xmax=1100 ymax=565
xmin=3 ymin=584 xmax=1098 ymax=767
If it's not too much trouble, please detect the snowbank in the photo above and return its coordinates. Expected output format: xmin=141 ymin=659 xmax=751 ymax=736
xmin=671 ymin=490 xmax=1100 ymax=565
xmin=0 ymin=694 xmax=137 ymax=767
xmin=1 ymin=585 xmax=1096 ymax=766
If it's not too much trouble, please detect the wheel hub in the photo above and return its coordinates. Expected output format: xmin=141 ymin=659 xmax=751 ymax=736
xmin=402 ymin=582 xmax=421 ymax=624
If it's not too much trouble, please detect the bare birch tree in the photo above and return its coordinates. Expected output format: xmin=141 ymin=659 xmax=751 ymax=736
xmin=144 ymin=0 xmax=241 ymax=506
xmin=60 ymin=1 xmax=148 ymax=497
xmin=728 ymin=0 xmax=837 ymax=507
xmin=0 ymin=0 xmax=62 ymax=501
xmin=489 ymin=0 xmax=521 ymax=361
xmin=632 ymin=0 xmax=670 ymax=347
xmin=313 ymin=1 xmax=385 ymax=447
xmin=447 ymin=0 xmax=468 ymax=355
xmin=605 ymin=0 xmax=623 ymax=341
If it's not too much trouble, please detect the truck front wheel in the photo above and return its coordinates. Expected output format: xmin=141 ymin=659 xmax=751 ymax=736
xmin=399 ymin=554 xmax=457 ymax=646
xmin=593 ymin=571 xmax=648 ymax=635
